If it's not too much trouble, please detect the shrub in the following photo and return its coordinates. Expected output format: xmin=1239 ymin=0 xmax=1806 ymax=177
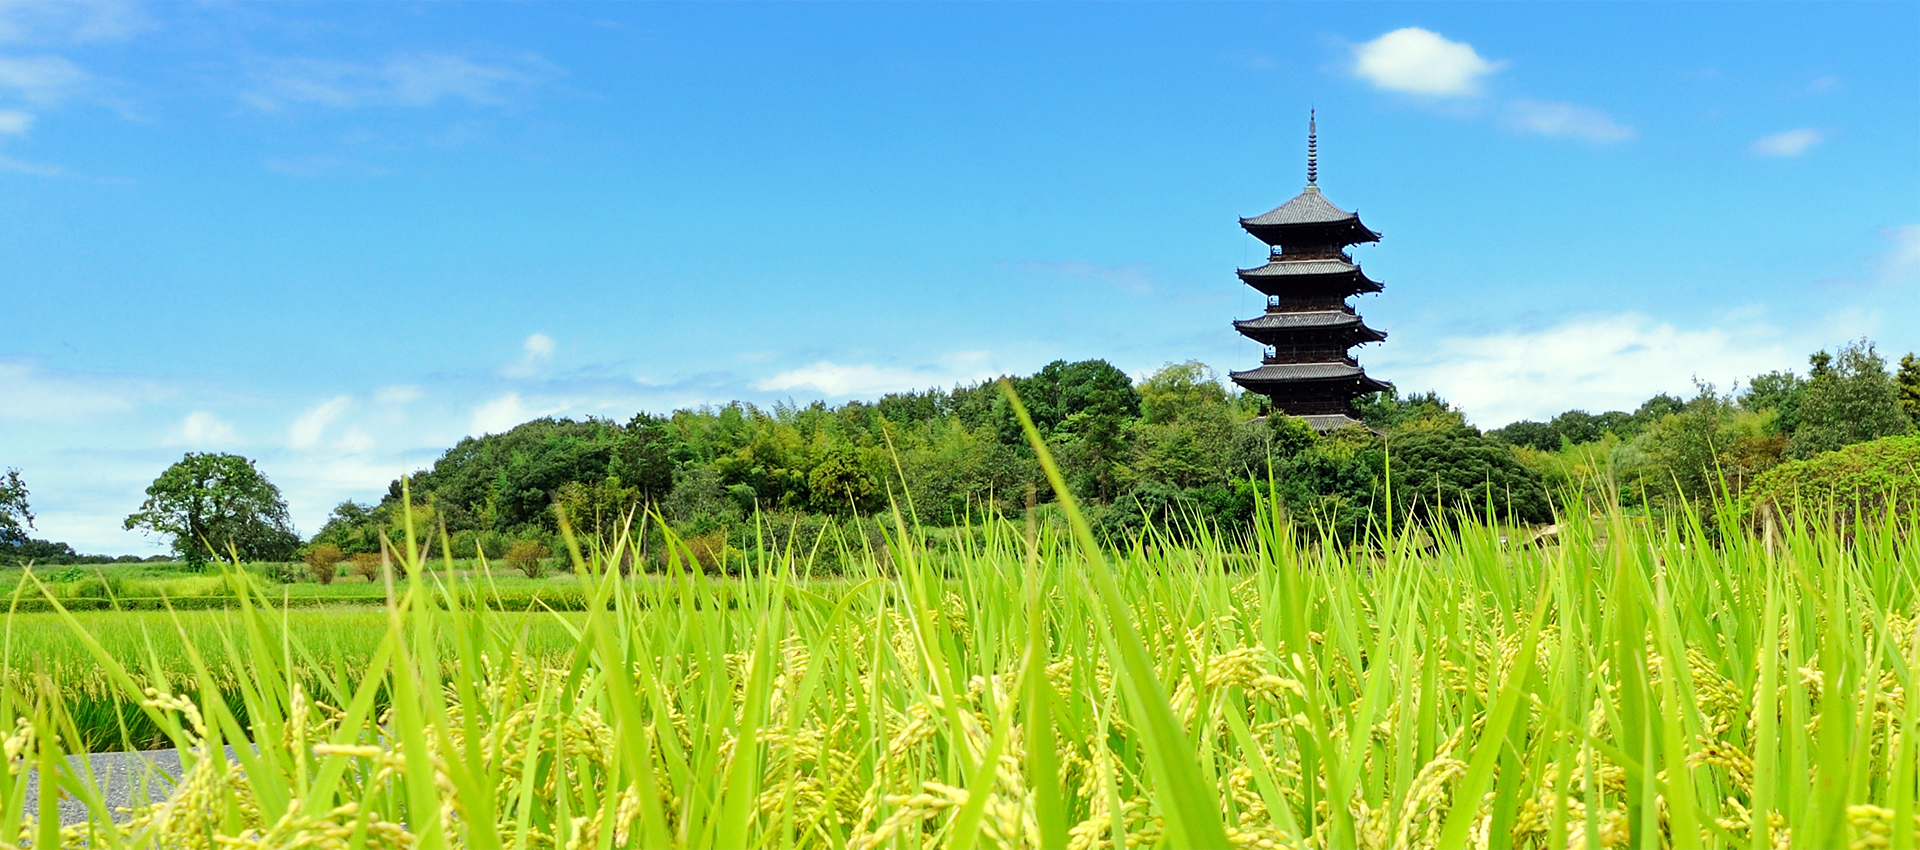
xmin=684 ymin=530 xmax=730 ymax=572
xmin=1740 ymin=433 xmax=1920 ymax=529
xmin=349 ymin=551 xmax=382 ymax=582
xmin=503 ymin=540 xmax=551 ymax=579
xmin=451 ymin=529 xmax=511 ymax=561
xmin=304 ymin=543 xmax=345 ymax=584
xmin=61 ymin=571 xmax=127 ymax=602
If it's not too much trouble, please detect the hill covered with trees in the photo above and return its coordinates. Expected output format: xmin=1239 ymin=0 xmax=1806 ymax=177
xmin=303 ymin=342 xmax=1919 ymax=569
xmin=310 ymin=358 xmax=1550 ymax=566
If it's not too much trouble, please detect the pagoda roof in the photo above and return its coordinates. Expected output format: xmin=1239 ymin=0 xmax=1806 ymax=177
xmin=1240 ymin=187 xmax=1381 ymax=246
xmin=1236 ymin=258 xmax=1383 ymax=293
xmin=1242 ymin=187 xmax=1358 ymax=227
xmin=1234 ymin=310 xmax=1387 ymax=341
xmin=1239 ymin=258 xmax=1357 ymax=277
xmin=1229 ymin=362 xmax=1394 ymax=395
xmin=1230 ymin=362 xmax=1371 ymax=382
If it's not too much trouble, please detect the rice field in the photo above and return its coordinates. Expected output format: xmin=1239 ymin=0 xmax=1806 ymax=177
xmin=3 ymin=406 xmax=1919 ymax=848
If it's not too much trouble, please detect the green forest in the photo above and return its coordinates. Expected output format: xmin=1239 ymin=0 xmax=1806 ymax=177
xmin=6 ymin=342 xmax=1918 ymax=572
xmin=298 ymin=340 xmax=1920 ymax=569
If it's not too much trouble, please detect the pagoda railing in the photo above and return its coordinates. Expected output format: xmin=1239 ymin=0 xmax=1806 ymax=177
xmin=1269 ymin=248 xmax=1353 ymax=263
xmin=1263 ymin=347 xmax=1361 ymax=367
xmin=1266 ymin=296 xmax=1357 ymax=315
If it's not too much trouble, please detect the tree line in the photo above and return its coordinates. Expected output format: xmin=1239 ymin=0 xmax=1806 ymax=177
xmin=5 ymin=343 xmax=1916 ymax=570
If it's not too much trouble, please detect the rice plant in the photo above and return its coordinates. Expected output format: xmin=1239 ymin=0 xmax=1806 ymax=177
xmin=0 ymin=394 xmax=1916 ymax=849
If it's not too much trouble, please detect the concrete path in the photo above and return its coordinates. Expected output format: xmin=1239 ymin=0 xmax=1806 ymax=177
xmin=20 ymin=747 xmax=237 ymax=827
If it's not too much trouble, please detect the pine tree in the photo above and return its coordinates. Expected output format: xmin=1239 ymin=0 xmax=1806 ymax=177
xmin=1899 ymin=353 xmax=1920 ymax=426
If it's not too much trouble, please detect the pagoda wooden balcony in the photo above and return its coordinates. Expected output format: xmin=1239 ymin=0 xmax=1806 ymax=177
xmin=1267 ymin=296 xmax=1355 ymax=314
xmin=1269 ymin=248 xmax=1353 ymax=264
xmin=1263 ymin=347 xmax=1360 ymax=367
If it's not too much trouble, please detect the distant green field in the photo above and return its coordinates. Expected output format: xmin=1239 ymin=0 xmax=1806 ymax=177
xmin=0 ymin=560 xmax=596 ymax=611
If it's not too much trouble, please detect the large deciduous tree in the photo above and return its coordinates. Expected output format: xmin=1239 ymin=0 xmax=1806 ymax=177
xmin=1786 ymin=340 xmax=1914 ymax=459
xmin=124 ymin=453 xmax=298 ymax=566
xmin=0 ymin=469 xmax=31 ymax=546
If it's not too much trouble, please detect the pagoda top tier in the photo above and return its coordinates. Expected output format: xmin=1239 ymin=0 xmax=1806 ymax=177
xmin=1240 ymin=187 xmax=1380 ymax=248
xmin=1240 ymin=112 xmax=1380 ymax=248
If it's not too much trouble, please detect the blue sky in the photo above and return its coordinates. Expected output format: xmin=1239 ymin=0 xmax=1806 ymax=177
xmin=2 ymin=2 xmax=1916 ymax=554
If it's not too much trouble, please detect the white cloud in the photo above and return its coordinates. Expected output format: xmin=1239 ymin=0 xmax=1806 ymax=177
xmin=757 ymin=353 xmax=1000 ymax=397
xmin=0 ymin=109 xmax=31 ymax=134
xmin=0 ymin=151 xmax=64 ymax=176
xmin=501 ymin=333 xmax=556 ymax=378
xmin=1352 ymin=28 xmax=1504 ymax=97
xmin=241 ymin=52 xmax=555 ymax=111
xmin=469 ymin=393 xmax=565 ymax=436
xmin=1750 ymin=128 xmax=1825 ymax=158
xmin=523 ymin=332 xmax=556 ymax=358
xmin=0 ymin=54 xmax=86 ymax=103
xmin=0 ymin=360 xmax=150 ymax=419
xmin=179 ymin=411 xmax=237 ymax=445
xmin=288 ymin=396 xmax=352 ymax=449
xmin=0 ymin=152 xmax=68 ymax=177
xmin=1377 ymin=313 xmax=1823 ymax=427
xmin=1876 ymin=224 xmax=1920 ymax=286
xmin=374 ymin=385 xmax=422 ymax=405
xmin=758 ymin=362 xmax=918 ymax=396
xmin=0 ymin=1 xmax=147 ymax=45
xmin=1504 ymin=99 xmax=1636 ymax=144
xmin=1015 ymin=261 xmax=1154 ymax=294
xmin=384 ymin=53 xmax=535 ymax=106
xmin=337 ymin=426 xmax=376 ymax=453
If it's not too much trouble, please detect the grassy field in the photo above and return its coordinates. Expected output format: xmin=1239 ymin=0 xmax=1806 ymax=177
xmin=3 ymin=407 xmax=1918 ymax=848
xmin=0 ymin=561 xmax=597 ymax=612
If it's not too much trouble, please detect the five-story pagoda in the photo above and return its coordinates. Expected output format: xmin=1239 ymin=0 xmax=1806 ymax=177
xmin=1229 ymin=112 xmax=1392 ymax=431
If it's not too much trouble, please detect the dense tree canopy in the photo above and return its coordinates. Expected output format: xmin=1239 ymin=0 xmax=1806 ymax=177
xmin=124 ymin=453 xmax=298 ymax=566
xmin=292 ymin=339 xmax=1920 ymax=565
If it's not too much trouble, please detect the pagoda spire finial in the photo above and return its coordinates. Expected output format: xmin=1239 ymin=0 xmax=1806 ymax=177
xmin=1307 ymin=109 xmax=1318 ymax=187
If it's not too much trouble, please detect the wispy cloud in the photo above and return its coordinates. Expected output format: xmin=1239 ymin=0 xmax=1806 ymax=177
xmin=288 ymin=396 xmax=353 ymax=449
xmin=0 ymin=1 xmax=147 ymax=45
xmin=374 ymin=385 xmax=422 ymax=405
xmin=0 ymin=151 xmax=67 ymax=176
xmin=469 ymin=392 xmax=565 ymax=436
xmin=1750 ymin=128 xmax=1826 ymax=158
xmin=178 ymin=411 xmax=237 ymax=446
xmin=756 ymin=352 xmax=1000 ymax=397
xmin=0 ymin=54 xmax=86 ymax=103
xmin=1504 ymin=99 xmax=1636 ymax=144
xmin=0 ymin=359 xmax=155 ymax=420
xmin=1352 ymin=28 xmax=1504 ymax=97
xmin=1228 ymin=51 xmax=1278 ymax=71
xmin=1014 ymin=261 xmax=1154 ymax=294
xmin=1875 ymin=224 xmax=1920 ymax=286
xmin=0 ymin=109 xmax=30 ymax=134
xmin=241 ymin=52 xmax=558 ymax=111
